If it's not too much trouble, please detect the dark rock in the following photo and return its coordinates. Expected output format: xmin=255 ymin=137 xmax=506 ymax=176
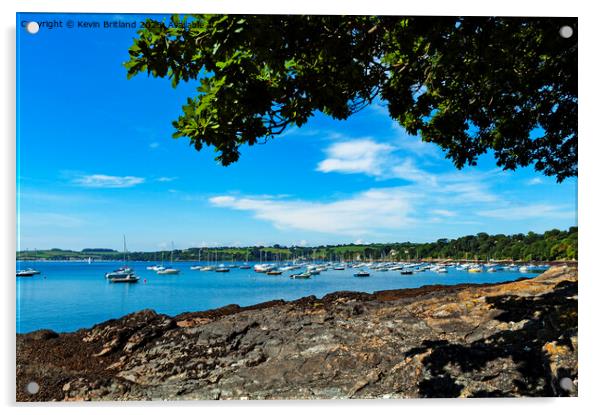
xmin=28 ymin=329 xmax=59 ymax=341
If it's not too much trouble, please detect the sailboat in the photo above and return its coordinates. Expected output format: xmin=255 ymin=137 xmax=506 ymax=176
xmin=239 ymin=251 xmax=251 ymax=269
xmin=214 ymin=252 xmax=230 ymax=273
xmin=147 ymin=252 xmax=162 ymax=270
xmin=105 ymin=235 xmax=135 ymax=279
xmin=157 ymin=242 xmax=180 ymax=275
xmin=199 ymin=250 xmax=215 ymax=271
xmin=190 ymin=249 xmax=204 ymax=270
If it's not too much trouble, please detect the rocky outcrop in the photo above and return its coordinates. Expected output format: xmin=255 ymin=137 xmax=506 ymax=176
xmin=17 ymin=266 xmax=578 ymax=401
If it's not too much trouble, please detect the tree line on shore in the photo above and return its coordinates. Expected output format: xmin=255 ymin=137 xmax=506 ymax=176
xmin=19 ymin=227 xmax=577 ymax=262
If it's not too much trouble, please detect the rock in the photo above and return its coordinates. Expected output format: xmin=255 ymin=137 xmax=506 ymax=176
xmin=16 ymin=266 xmax=578 ymax=401
xmin=28 ymin=329 xmax=59 ymax=341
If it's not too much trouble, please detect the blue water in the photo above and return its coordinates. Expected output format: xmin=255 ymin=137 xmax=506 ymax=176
xmin=16 ymin=261 xmax=538 ymax=333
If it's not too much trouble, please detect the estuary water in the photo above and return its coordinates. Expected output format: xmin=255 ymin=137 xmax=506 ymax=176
xmin=16 ymin=261 xmax=538 ymax=333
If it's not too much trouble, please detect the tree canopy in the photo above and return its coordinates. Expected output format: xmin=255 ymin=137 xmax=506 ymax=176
xmin=125 ymin=15 xmax=577 ymax=181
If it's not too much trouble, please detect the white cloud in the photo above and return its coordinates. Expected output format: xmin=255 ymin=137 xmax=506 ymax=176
xmin=439 ymin=180 xmax=499 ymax=204
xmin=157 ymin=176 xmax=177 ymax=182
xmin=210 ymin=187 xmax=416 ymax=236
xmin=149 ymin=142 xmax=160 ymax=149
xmin=527 ymin=177 xmax=544 ymax=185
xmin=477 ymin=204 xmax=575 ymax=220
xmin=390 ymin=158 xmax=437 ymax=185
xmin=431 ymin=209 xmax=456 ymax=217
xmin=316 ymin=139 xmax=500 ymax=207
xmin=316 ymin=139 xmax=394 ymax=176
xmin=207 ymin=132 xmax=568 ymax=237
xmin=73 ymin=174 xmax=145 ymax=188
xmin=210 ymin=156 xmax=506 ymax=236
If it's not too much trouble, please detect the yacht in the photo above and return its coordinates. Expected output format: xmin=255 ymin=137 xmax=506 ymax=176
xmin=16 ymin=268 xmax=40 ymax=277
xmin=106 ymin=236 xmax=134 ymax=278
xmin=157 ymin=242 xmax=180 ymax=275
xmin=254 ymin=263 xmax=275 ymax=273
xmin=290 ymin=272 xmax=311 ymax=279
xmin=353 ymin=270 xmax=370 ymax=277
xmin=157 ymin=267 xmax=180 ymax=275
xmin=190 ymin=249 xmax=204 ymax=270
xmin=16 ymin=248 xmax=42 ymax=277
xmin=105 ymin=266 xmax=134 ymax=279
xmin=109 ymin=274 xmax=140 ymax=283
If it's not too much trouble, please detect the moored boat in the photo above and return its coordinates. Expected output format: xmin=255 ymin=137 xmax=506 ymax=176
xmin=353 ymin=271 xmax=370 ymax=277
xmin=254 ymin=263 xmax=275 ymax=273
xmin=109 ymin=274 xmax=140 ymax=283
xmin=191 ymin=249 xmax=205 ymax=270
xmin=290 ymin=272 xmax=311 ymax=279
xmin=16 ymin=268 xmax=40 ymax=277
xmin=107 ymin=236 xmax=135 ymax=278
xmin=105 ymin=266 xmax=134 ymax=279
xmin=157 ymin=242 xmax=180 ymax=275
xmin=157 ymin=267 xmax=180 ymax=275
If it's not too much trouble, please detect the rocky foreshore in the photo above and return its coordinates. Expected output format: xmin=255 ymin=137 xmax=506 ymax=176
xmin=17 ymin=266 xmax=578 ymax=401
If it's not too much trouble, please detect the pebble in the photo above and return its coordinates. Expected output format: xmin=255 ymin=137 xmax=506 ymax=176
xmin=559 ymin=377 xmax=574 ymax=392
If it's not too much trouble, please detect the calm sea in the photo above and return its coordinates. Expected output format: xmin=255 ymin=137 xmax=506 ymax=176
xmin=16 ymin=261 xmax=538 ymax=333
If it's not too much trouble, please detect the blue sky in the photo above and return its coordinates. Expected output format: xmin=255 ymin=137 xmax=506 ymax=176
xmin=16 ymin=13 xmax=577 ymax=251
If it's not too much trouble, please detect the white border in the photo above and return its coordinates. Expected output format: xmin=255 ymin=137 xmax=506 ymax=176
xmin=2 ymin=1 xmax=600 ymax=414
